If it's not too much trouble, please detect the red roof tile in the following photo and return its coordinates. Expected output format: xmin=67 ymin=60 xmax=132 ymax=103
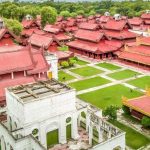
xmin=29 ymin=33 xmax=53 ymax=49
xmin=104 ymin=30 xmax=137 ymax=40
xmin=128 ymin=17 xmax=143 ymax=26
xmin=99 ymin=16 xmax=110 ymax=23
xmin=141 ymin=13 xmax=150 ymax=19
xmin=0 ymin=46 xmax=34 ymax=75
xmin=44 ymin=24 xmax=60 ymax=34
xmin=27 ymin=50 xmax=49 ymax=75
xmin=22 ymin=19 xmax=39 ymax=29
xmin=144 ymin=19 xmax=150 ymax=25
xmin=104 ymin=19 xmax=131 ymax=31
xmin=118 ymin=51 xmax=150 ymax=65
xmin=123 ymin=96 xmax=150 ymax=117
xmin=74 ymin=29 xmax=108 ymax=42
xmin=54 ymin=33 xmax=72 ymax=41
xmin=78 ymin=22 xmax=98 ymax=30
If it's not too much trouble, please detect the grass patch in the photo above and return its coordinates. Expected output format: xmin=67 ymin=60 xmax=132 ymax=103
xmin=96 ymin=62 xmax=121 ymax=70
xmin=78 ymin=84 xmax=142 ymax=109
xmin=108 ymin=69 xmax=141 ymax=80
xmin=76 ymin=59 xmax=89 ymax=65
xmin=69 ymin=76 xmax=110 ymax=91
xmin=70 ymin=66 xmax=103 ymax=77
xmin=127 ymin=76 xmax=150 ymax=89
xmin=109 ymin=120 xmax=150 ymax=149
xmin=58 ymin=70 xmax=75 ymax=81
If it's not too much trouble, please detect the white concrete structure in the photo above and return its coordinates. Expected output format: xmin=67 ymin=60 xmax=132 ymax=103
xmin=0 ymin=79 xmax=125 ymax=150
xmin=45 ymin=52 xmax=58 ymax=80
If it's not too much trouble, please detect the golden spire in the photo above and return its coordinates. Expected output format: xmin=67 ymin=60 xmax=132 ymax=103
xmin=145 ymin=86 xmax=150 ymax=96
xmin=122 ymin=96 xmax=128 ymax=103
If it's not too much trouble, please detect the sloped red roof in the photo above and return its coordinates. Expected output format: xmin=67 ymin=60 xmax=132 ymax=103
xmin=44 ymin=24 xmax=60 ymax=34
xmin=104 ymin=30 xmax=137 ymax=39
xmin=104 ymin=19 xmax=131 ymax=31
xmin=128 ymin=17 xmax=143 ymax=26
xmin=54 ymin=33 xmax=72 ymax=41
xmin=0 ymin=45 xmax=23 ymax=53
xmin=0 ymin=76 xmax=35 ymax=105
xmin=22 ymin=19 xmax=39 ymax=29
xmin=123 ymin=96 xmax=150 ymax=117
xmin=0 ymin=28 xmax=21 ymax=43
xmin=99 ymin=16 xmax=110 ymax=23
xmin=144 ymin=19 xmax=150 ymax=25
xmin=27 ymin=50 xmax=49 ymax=75
xmin=74 ymin=29 xmax=108 ymax=42
xmin=29 ymin=33 xmax=53 ymax=49
xmin=67 ymin=39 xmax=118 ymax=54
xmin=0 ymin=46 xmax=34 ymax=75
xmin=118 ymin=51 xmax=150 ymax=65
xmin=141 ymin=13 xmax=150 ymax=19
xmin=78 ymin=22 xmax=98 ymax=30
xmin=139 ymin=36 xmax=150 ymax=45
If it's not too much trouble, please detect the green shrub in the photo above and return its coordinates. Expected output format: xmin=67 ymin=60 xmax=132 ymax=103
xmin=61 ymin=61 xmax=69 ymax=68
xmin=141 ymin=116 xmax=150 ymax=128
xmin=122 ymin=105 xmax=131 ymax=115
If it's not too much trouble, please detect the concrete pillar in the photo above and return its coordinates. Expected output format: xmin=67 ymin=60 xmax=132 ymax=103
xmin=1 ymin=137 xmax=6 ymax=150
xmin=39 ymin=126 xmax=47 ymax=148
xmin=59 ymin=116 xmax=66 ymax=144
xmin=71 ymin=113 xmax=79 ymax=140
xmin=98 ymin=127 xmax=103 ymax=143
xmin=86 ymin=114 xmax=90 ymax=132
xmin=89 ymin=126 xmax=93 ymax=146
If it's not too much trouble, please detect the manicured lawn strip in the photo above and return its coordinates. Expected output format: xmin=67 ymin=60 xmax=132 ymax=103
xmin=127 ymin=76 xmax=150 ymax=89
xmin=76 ymin=59 xmax=89 ymax=65
xmin=108 ymin=69 xmax=141 ymax=80
xmin=58 ymin=70 xmax=75 ymax=81
xmin=78 ymin=84 xmax=142 ymax=109
xmin=96 ymin=62 xmax=121 ymax=70
xmin=109 ymin=120 xmax=150 ymax=149
xmin=70 ymin=66 xmax=104 ymax=77
xmin=69 ymin=76 xmax=110 ymax=91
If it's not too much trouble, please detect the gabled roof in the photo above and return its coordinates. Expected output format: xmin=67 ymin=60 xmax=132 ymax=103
xmin=144 ymin=20 xmax=150 ymax=25
xmin=128 ymin=17 xmax=143 ymax=26
xmin=123 ymin=96 xmax=150 ymax=117
xmin=43 ymin=24 xmax=60 ymax=34
xmin=99 ymin=15 xmax=110 ymax=23
xmin=54 ymin=33 xmax=72 ymax=41
xmin=78 ymin=22 xmax=99 ymax=30
xmin=141 ymin=13 xmax=150 ymax=19
xmin=29 ymin=33 xmax=53 ymax=49
xmin=104 ymin=19 xmax=132 ymax=31
xmin=67 ymin=39 xmax=119 ymax=54
xmin=0 ymin=46 xmax=34 ymax=75
xmin=27 ymin=49 xmax=49 ymax=75
xmin=74 ymin=29 xmax=109 ymax=42
xmin=104 ymin=30 xmax=137 ymax=40
xmin=0 ymin=28 xmax=21 ymax=43
xmin=137 ymin=36 xmax=150 ymax=46
xmin=22 ymin=19 xmax=39 ymax=29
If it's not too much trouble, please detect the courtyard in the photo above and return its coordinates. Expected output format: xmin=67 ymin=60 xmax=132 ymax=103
xmin=58 ymin=58 xmax=150 ymax=149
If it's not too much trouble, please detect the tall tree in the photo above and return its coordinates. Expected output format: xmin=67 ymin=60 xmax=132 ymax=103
xmin=41 ymin=6 xmax=57 ymax=27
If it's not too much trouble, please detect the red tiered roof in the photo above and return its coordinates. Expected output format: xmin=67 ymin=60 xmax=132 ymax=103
xmin=123 ymin=96 xmax=150 ymax=117
xmin=141 ymin=13 xmax=150 ymax=19
xmin=128 ymin=17 xmax=143 ymax=26
xmin=29 ymin=33 xmax=53 ymax=49
xmin=0 ymin=46 xmax=34 ymax=75
xmin=54 ymin=33 xmax=72 ymax=41
xmin=104 ymin=30 xmax=137 ymax=40
xmin=44 ymin=24 xmax=60 ymax=34
xmin=67 ymin=39 xmax=119 ymax=54
xmin=22 ymin=19 xmax=40 ymax=29
xmin=104 ymin=19 xmax=132 ymax=31
xmin=78 ymin=22 xmax=99 ymax=30
xmin=74 ymin=29 xmax=109 ymax=42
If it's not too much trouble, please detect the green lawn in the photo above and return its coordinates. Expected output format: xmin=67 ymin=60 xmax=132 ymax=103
xmin=70 ymin=66 xmax=104 ymax=77
xmin=78 ymin=84 xmax=142 ymax=109
xmin=69 ymin=76 xmax=110 ymax=91
xmin=127 ymin=76 xmax=150 ymax=89
xmin=76 ymin=59 xmax=89 ymax=65
xmin=109 ymin=120 xmax=150 ymax=149
xmin=96 ymin=62 xmax=121 ymax=70
xmin=108 ymin=69 xmax=141 ymax=80
xmin=58 ymin=70 xmax=75 ymax=81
